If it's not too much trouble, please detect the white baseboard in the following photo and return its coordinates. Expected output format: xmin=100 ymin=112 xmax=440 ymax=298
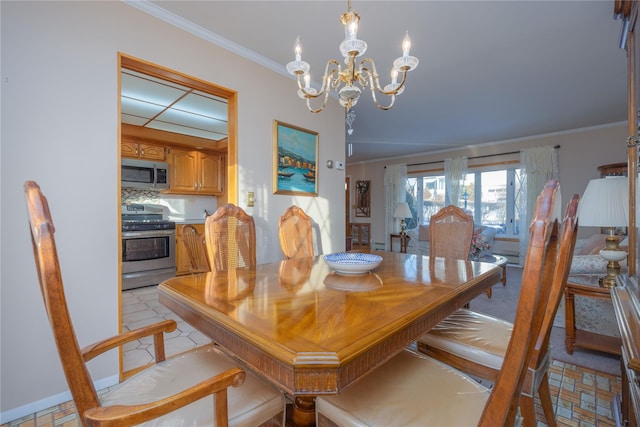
xmin=0 ymin=374 xmax=118 ymax=424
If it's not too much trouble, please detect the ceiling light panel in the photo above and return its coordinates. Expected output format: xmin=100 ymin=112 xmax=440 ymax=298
xmin=121 ymin=69 xmax=229 ymax=142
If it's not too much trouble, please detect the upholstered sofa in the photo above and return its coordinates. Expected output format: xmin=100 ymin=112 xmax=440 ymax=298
xmin=405 ymin=225 xmax=497 ymax=258
xmin=569 ymin=233 xmax=627 ymax=275
xmin=405 ymin=225 xmax=431 ymax=256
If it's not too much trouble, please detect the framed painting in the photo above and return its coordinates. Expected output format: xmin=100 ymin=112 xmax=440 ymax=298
xmin=355 ymin=180 xmax=371 ymax=217
xmin=273 ymin=120 xmax=319 ymax=196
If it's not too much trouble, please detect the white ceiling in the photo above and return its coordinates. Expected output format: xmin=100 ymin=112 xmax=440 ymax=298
xmin=129 ymin=0 xmax=629 ymax=163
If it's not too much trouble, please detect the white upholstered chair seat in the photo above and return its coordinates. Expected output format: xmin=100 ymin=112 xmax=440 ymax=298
xmin=418 ymin=309 xmax=551 ymax=400
xmin=315 ymin=350 xmax=491 ymax=427
xmin=100 ymin=344 xmax=285 ymax=427
xmin=418 ymin=308 xmax=513 ymax=371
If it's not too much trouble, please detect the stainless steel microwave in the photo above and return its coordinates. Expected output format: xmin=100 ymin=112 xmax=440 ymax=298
xmin=121 ymin=158 xmax=170 ymax=190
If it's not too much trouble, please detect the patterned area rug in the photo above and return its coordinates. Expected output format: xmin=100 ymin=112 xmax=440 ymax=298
xmin=468 ymin=266 xmax=621 ymax=376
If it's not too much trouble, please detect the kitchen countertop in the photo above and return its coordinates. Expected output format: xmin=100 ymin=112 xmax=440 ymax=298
xmin=169 ymin=218 xmax=206 ymax=224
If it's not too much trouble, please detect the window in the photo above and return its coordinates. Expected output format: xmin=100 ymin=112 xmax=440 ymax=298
xmin=405 ymin=176 xmax=445 ymax=228
xmin=406 ymin=166 xmax=522 ymax=237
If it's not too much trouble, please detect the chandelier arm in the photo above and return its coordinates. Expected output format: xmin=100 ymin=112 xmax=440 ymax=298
xmin=295 ymin=59 xmax=342 ymax=99
xmin=367 ymin=78 xmax=397 ymax=110
xmin=356 ymin=62 xmax=399 ymax=110
xmin=318 ymin=60 xmax=343 ymax=96
xmin=305 ymin=88 xmax=332 ymax=113
xmin=384 ymin=69 xmax=408 ymax=95
xmin=359 ymin=58 xmax=408 ymax=96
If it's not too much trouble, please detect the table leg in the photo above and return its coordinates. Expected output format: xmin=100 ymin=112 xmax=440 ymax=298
xmin=501 ymin=265 xmax=507 ymax=286
xmin=292 ymin=396 xmax=316 ymax=427
xmin=564 ymin=287 xmax=576 ymax=355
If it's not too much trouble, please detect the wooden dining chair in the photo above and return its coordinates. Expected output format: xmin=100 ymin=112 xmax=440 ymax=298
xmin=24 ymin=181 xmax=285 ymax=427
xmin=429 ymin=204 xmax=475 ymax=260
xmin=417 ymin=189 xmax=578 ymax=427
xmin=428 ymin=204 xmax=495 ymax=298
xmin=205 ymin=203 xmax=256 ymax=272
xmin=278 ymin=205 xmax=314 ymax=259
xmin=182 ymin=224 xmax=210 ymax=273
xmin=316 ymin=180 xmax=563 ymax=426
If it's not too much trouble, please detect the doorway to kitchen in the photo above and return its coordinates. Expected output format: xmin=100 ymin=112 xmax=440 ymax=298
xmin=118 ymin=53 xmax=238 ymax=376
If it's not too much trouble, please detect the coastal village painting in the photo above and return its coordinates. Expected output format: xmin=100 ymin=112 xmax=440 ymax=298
xmin=273 ymin=120 xmax=318 ymax=196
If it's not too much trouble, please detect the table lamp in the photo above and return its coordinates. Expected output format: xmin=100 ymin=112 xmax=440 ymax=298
xmin=578 ymin=176 xmax=629 ymax=288
xmin=394 ymin=202 xmax=412 ymax=236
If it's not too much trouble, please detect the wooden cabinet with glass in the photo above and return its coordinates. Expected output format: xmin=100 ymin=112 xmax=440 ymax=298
xmin=598 ymin=162 xmax=627 ymax=177
xmin=121 ymin=140 xmax=166 ymax=161
xmin=175 ymin=223 xmax=206 ymax=275
xmin=350 ymin=223 xmax=371 ymax=252
xmin=611 ymin=2 xmax=640 ymax=425
xmin=166 ymin=147 xmax=225 ymax=195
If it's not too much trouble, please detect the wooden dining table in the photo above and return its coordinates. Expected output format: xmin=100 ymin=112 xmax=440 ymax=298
xmin=158 ymin=251 xmax=501 ymax=426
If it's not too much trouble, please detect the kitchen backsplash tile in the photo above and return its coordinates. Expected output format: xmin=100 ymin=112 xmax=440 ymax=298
xmin=122 ymin=188 xmax=163 ymax=204
xmin=122 ymin=188 xmax=217 ymax=221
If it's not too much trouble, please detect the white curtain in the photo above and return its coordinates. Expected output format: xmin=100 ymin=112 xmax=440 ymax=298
xmin=519 ymin=145 xmax=560 ymax=265
xmin=384 ymin=164 xmax=408 ymax=250
xmin=444 ymin=157 xmax=468 ymax=207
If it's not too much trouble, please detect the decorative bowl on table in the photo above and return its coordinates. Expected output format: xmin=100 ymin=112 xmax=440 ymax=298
xmin=323 ymin=252 xmax=383 ymax=275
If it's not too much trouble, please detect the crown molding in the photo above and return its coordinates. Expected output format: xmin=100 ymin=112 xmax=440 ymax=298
xmin=122 ymin=0 xmax=289 ymax=79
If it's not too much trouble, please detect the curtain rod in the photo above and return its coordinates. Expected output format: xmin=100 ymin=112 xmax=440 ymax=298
xmin=401 ymin=144 xmax=561 ymax=168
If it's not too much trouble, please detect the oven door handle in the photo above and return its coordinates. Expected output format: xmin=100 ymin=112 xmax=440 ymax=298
xmin=122 ymin=229 xmax=176 ymax=238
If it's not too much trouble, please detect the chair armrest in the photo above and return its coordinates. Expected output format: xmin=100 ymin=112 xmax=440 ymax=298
xmin=83 ymin=367 xmax=245 ymax=427
xmin=81 ymin=319 xmax=177 ymax=362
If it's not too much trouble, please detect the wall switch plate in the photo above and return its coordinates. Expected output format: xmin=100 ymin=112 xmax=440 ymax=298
xmin=247 ymin=192 xmax=255 ymax=207
xmin=335 ymin=161 xmax=345 ymax=170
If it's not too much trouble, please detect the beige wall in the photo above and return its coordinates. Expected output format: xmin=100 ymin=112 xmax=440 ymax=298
xmin=0 ymin=1 xmax=345 ymax=420
xmin=346 ymin=123 xmax=628 ymax=247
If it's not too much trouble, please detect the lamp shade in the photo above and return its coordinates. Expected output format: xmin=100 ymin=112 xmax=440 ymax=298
xmin=394 ymin=202 xmax=412 ymax=219
xmin=578 ymin=176 xmax=629 ymax=227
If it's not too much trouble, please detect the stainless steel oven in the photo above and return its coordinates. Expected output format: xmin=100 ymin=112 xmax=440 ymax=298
xmin=122 ymin=204 xmax=176 ymax=290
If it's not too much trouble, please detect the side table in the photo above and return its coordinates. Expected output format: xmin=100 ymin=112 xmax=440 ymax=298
xmin=564 ymin=274 xmax=621 ymax=356
xmin=390 ymin=233 xmax=410 ymax=253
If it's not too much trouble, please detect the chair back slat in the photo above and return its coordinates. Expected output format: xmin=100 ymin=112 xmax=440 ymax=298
xmin=24 ymin=181 xmax=99 ymax=426
xmin=429 ymin=205 xmax=474 ymax=259
xmin=278 ymin=206 xmax=314 ymax=259
xmin=205 ymin=204 xmax=256 ymax=271
xmin=182 ymin=225 xmax=210 ymax=273
xmin=535 ymin=193 xmax=580 ymax=359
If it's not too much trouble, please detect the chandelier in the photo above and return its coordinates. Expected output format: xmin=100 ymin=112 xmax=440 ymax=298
xmin=286 ymin=0 xmax=419 ymax=113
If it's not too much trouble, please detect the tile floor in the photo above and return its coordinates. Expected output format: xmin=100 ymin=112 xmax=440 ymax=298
xmin=1 ymin=285 xmax=623 ymax=427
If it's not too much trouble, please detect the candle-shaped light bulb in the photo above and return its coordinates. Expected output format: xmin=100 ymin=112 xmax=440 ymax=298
xmin=304 ymin=73 xmax=311 ymax=89
xmin=347 ymin=13 xmax=358 ymax=40
xmin=294 ymin=36 xmax=302 ymax=62
xmin=391 ymin=69 xmax=398 ymax=84
xmin=402 ymin=31 xmax=412 ymax=57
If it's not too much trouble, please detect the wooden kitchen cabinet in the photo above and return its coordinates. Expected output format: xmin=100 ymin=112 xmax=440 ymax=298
xmin=175 ymin=223 xmax=206 ymax=275
xmin=121 ymin=141 xmax=166 ymax=161
xmin=166 ymin=147 xmax=225 ymax=195
xmin=198 ymin=152 xmax=225 ymax=194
